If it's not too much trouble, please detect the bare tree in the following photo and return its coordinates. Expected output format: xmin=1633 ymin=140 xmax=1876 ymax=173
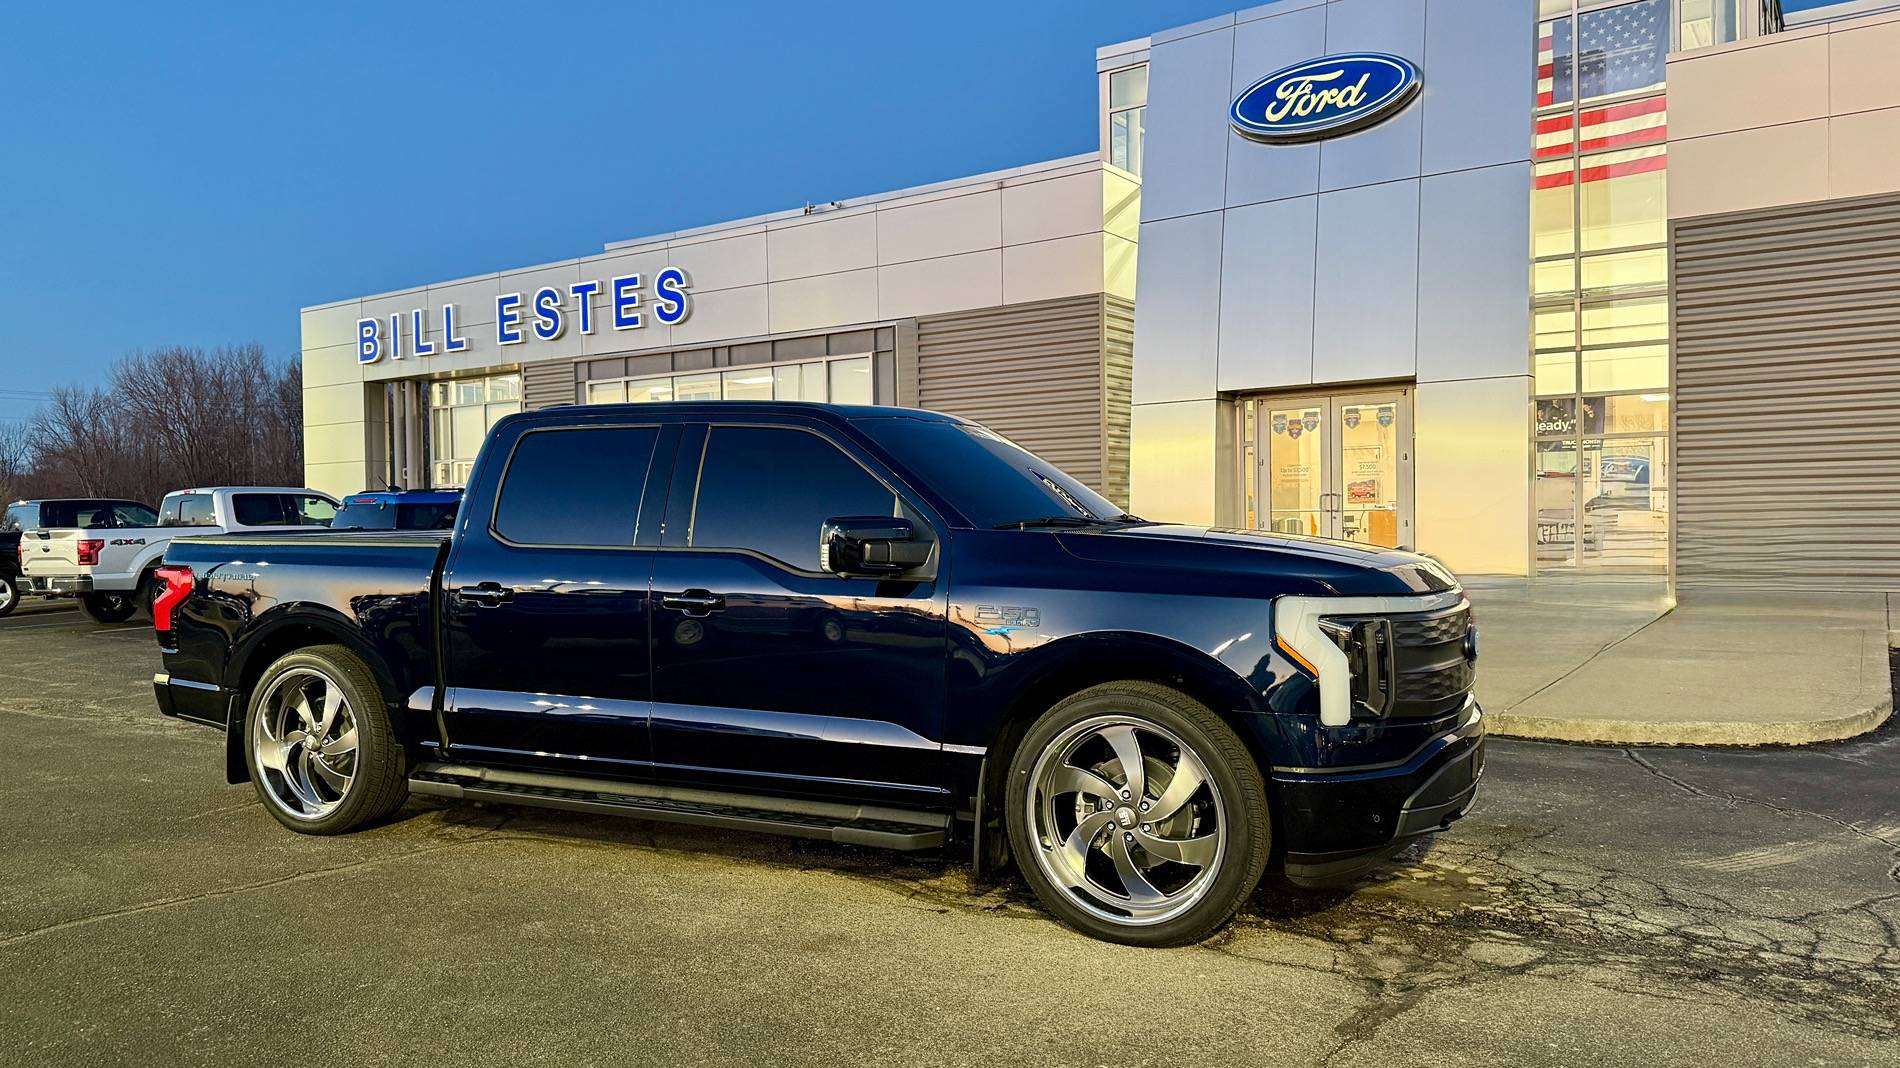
xmin=0 ymin=421 xmax=33 ymax=505
xmin=21 ymin=346 xmax=304 ymax=505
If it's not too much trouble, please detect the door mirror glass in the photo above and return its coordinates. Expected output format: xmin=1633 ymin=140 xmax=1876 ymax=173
xmin=819 ymin=516 xmax=929 ymax=577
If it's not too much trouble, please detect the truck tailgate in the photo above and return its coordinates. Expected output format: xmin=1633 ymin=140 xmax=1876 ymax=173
xmin=19 ymin=529 xmax=86 ymax=575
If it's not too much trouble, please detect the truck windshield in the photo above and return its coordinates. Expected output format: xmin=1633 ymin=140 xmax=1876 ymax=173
xmin=853 ymin=417 xmax=1131 ymax=529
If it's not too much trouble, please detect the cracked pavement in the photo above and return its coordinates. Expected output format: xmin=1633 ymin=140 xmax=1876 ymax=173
xmin=1 ymin=600 xmax=1896 ymax=1066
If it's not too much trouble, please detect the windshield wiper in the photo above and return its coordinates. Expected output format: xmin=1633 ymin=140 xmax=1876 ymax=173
xmin=994 ymin=515 xmax=1117 ymax=530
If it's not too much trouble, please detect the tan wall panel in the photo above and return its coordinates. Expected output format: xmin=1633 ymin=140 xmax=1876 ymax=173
xmin=1668 ymin=120 xmax=1830 ymax=219
xmin=304 ymin=461 xmax=368 ymax=500
xmin=1828 ymin=108 xmax=1900 ymax=200
xmin=1667 ymin=32 xmax=1829 ymax=141
xmin=1130 ymin=399 xmax=1222 ymax=525
xmin=1414 ymin=377 xmax=1531 ymax=577
xmin=1829 ymin=17 xmax=1900 ymax=115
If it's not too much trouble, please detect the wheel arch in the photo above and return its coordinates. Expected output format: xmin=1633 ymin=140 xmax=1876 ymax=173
xmin=975 ymin=632 xmax=1279 ymax=836
xmin=221 ymin=607 xmax=408 ymax=784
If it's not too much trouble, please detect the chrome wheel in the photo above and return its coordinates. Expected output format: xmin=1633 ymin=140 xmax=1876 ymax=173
xmin=251 ymin=668 xmax=360 ymax=821
xmin=1027 ymin=715 xmax=1225 ymax=926
xmin=0 ymin=577 xmax=14 ymax=613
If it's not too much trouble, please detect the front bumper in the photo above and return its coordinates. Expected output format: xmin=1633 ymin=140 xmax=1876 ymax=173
xmin=23 ymin=574 xmax=93 ymax=596
xmin=1275 ymin=700 xmax=1486 ymax=887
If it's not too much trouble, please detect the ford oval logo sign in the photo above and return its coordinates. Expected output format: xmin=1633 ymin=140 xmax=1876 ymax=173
xmin=1230 ymin=53 xmax=1422 ymax=144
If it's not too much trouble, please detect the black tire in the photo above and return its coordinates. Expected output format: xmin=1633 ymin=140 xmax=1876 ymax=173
xmin=138 ymin=569 xmax=162 ymax=619
xmin=0 ymin=573 xmax=17 ymax=618
xmin=79 ymin=591 xmax=137 ymax=623
xmin=1004 ymin=680 xmax=1272 ymax=947
xmin=242 ymin=644 xmax=408 ymax=835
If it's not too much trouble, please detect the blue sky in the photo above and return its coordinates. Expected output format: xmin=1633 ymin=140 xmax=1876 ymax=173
xmin=0 ymin=0 xmax=1845 ymax=426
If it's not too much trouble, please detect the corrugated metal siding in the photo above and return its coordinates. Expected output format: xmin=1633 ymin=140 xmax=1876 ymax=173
xmin=522 ymin=359 xmax=577 ymax=411
xmin=1103 ymin=296 xmax=1135 ymax=508
xmin=1673 ymin=191 xmax=1900 ymax=590
xmin=915 ymin=295 xmax=1112 ymax=495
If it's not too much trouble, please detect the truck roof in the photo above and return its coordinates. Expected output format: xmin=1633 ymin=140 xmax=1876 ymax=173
xmin=535 ymin=401 xmax=965 ymax=422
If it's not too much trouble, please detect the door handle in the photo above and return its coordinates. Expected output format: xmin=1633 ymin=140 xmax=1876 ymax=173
xmin=662 ymin=589 xmax=726 ymax=617
xmin=458 ymin=582 xmax=513 ymax=607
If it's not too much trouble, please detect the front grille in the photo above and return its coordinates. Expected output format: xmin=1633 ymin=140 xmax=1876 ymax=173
xmin=1324 ymin=601 xmax=1474 ymax=721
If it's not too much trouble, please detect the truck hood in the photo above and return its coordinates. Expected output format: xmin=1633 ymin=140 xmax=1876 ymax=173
xmin=1054 ymin=523 xmax=1459 ymax=598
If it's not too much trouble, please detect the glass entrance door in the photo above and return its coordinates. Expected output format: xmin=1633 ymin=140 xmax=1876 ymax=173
xmin=1247 ymin=390 xmax=1413 ymax=548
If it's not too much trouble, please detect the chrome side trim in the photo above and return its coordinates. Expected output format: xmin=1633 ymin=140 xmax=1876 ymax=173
xmin=943 ymin=743 xmax=987 ymax=757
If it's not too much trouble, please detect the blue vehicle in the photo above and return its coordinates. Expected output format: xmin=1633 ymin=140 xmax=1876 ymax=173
xmin=148 ymin=403 xmax=1482 ymax=946
xmin=331 ymin=489 xmax=462 ymax=531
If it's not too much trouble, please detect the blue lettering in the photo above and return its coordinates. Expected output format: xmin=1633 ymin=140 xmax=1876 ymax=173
xmin=570 ymin=280 xmax=600 ymax=334
xmin=356 ymin=318 xmax=381 ymax=364
xmin=653 ymin=267 xmax=690 ymax=325
xmin=411 ymin=308 xmax=435 ymax=357
xmin=612 ymin=274 xmax=642 ymax=330
xmin=532 ymin=287 xmax=565 ymax=341
xmin=496 ymin=293 xmax=524 ymax=345
xmin=389 ymin=314 xmax=402 ymax=359
xmin=442 ymin=304 xmax=469 ymax=352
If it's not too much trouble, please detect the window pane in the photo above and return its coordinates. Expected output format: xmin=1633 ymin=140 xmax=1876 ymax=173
xmin=451 ymin=405 xmax=485 ymax=459
xmin=675 ymin=373 xmax=720 ymax=402
xmin=486 ymin=401 xmax=519 ymax=428
xmin=233 ymin=494 xmax=294 ymax=527
xmin=773 ymin=364 xmax=804 ymax=400
xmin=587 ymin=381 xmax=626 ymax=404
xmin=293 ymin=496 xmax=337 ymax=526
xmin=1580 ymin=247 xmax=1667 ymax=299
xmin=115 ymin=504 xmax=158 ymax=527
xmin=1581 ymin=296 xmax=1666 ymax=347
xmin=1110 ymin=65 xmax=1148 ymax=109
xmin=494 ymin=427 xmax=658 ymax=545
xmin=1535 ymin=439 xmax=1581 ymax=568
xmin=1536 ymin=397 xmax=1579 ymax=437
xmin=829 ymin=357 xmax=872 ymax=405
xmin=434 ymin=462 xmax=454 ymax=487
xmin=801 ymin=362 xmax=827 ymax=401
xmin=1110 ymin=107 xmax=1144 ymax=175
xmin=1534 ymin=305 xmax=1576 ymax=352
xmin=431 ymin=409 xmax=453 ymax=462
xmin=453 ymin=380 xmax=486 ymax=406
xmin=430 ymin=382 xmax=451 ymax=407
xmin=1678 ymin=0 xmax=1738 ymax=49
xmin=690 ymin=427 xmax=897 ymax=571
xmin=1579 ymin=146 xmax=1666 ymax=250
xmin=722 ymin=368 xmax=774 ymax=400
xmin=1539 ymin=0 xmax=1570 ymax=18
xmin=1554 ymin=0 xmax=1667 ymax=106
xmin=1533 ymin=259 xmax=1575 ymax=302
xmin=1536 ymin=350 xmax=1577 ymax=396
xmin=1539 ymin=18 xmax=1568 ymax=108
xmin=1599 ymin=392 xmax=1669 ymax=434
xmin=487 ymin=374 xmax=521 ymax=402
xmin=628 ymin=378 xmax=674 ymax=404
xmin=1532 ymin=160 xmax=1574 ymax=257
xmin=1580 ymin=437 xmax=1669 ymax=568
xmin=453 ymin=461 xmax=474 ymax=486
xmin=1581 ymin=343 xmax=1669 ymax=392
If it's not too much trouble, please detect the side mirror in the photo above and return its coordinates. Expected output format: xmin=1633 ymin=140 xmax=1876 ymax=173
xmin=819 ymin=516 xmax=931 ymax=577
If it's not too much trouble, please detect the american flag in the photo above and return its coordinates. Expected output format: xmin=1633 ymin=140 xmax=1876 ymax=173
xmin=1534 ymin=0 xmax=1668 ymax=191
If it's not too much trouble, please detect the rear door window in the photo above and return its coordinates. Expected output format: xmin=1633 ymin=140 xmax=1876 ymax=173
xmin=2 ymin=503 xmax=39 ymax=531
xmin=113 ymin=504 xmax=158 ymax=527
xmin=689 ymin=425 xmax=898 ymax=572
xmin=493 ymin=427 xmax=660 ymax=546
xmin=40 ymin=501 xmax=120 ymax=529
xmin=233 ymin=493 xmax=333 ymax=527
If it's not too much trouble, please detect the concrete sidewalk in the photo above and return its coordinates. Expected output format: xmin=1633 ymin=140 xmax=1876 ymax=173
xmin=1465 ymin=576 xmax=1894 ymax=746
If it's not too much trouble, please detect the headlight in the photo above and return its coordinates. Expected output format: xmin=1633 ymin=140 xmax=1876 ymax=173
xmin=1318 ymin=616 xmax=1397 ymax=718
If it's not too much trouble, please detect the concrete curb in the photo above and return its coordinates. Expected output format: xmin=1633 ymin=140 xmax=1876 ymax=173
xmin=1488 ymin=698 xmax=1894 ymax=748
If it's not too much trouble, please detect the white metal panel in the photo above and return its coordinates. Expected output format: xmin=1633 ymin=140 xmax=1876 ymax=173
xmin=1312 ymin=179 xmax=1420 ymax=383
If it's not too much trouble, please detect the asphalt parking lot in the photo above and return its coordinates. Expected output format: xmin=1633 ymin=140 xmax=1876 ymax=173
xmin=2 ymin=599 xmax=1897 ymax=1066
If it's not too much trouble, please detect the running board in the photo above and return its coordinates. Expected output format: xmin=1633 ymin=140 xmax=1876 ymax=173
xmin=409 ymin=763 xmax=949 ymax=851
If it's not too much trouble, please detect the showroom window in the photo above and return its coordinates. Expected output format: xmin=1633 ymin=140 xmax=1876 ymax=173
xmin=1107 ymin=64 xmax=1146 ymax=176
xmin=429 ymin=372 xmax=521 ymax=488
xmin=586 ymin=355 xmax=874 ymax=407
xmin=1533 ymin=0 xmax=1671 ymax=572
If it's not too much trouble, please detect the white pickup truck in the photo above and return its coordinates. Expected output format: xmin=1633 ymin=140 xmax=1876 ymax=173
xmin=19 ymin=486 xmax=340 ymax=622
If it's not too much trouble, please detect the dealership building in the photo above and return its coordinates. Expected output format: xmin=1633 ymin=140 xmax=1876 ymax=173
xmin=302 ymin=0 xmax=1900 ymax=590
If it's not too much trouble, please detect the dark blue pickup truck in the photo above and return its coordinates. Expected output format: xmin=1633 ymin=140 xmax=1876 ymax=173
xmin=151 ymin=402 xmax=1482 ymax=946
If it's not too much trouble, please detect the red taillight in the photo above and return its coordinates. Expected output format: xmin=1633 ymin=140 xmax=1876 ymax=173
xmin=76 ymin=538 xmax=104 ymax=566
xmin=152 ymin=565 xmax=194 ymax=633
